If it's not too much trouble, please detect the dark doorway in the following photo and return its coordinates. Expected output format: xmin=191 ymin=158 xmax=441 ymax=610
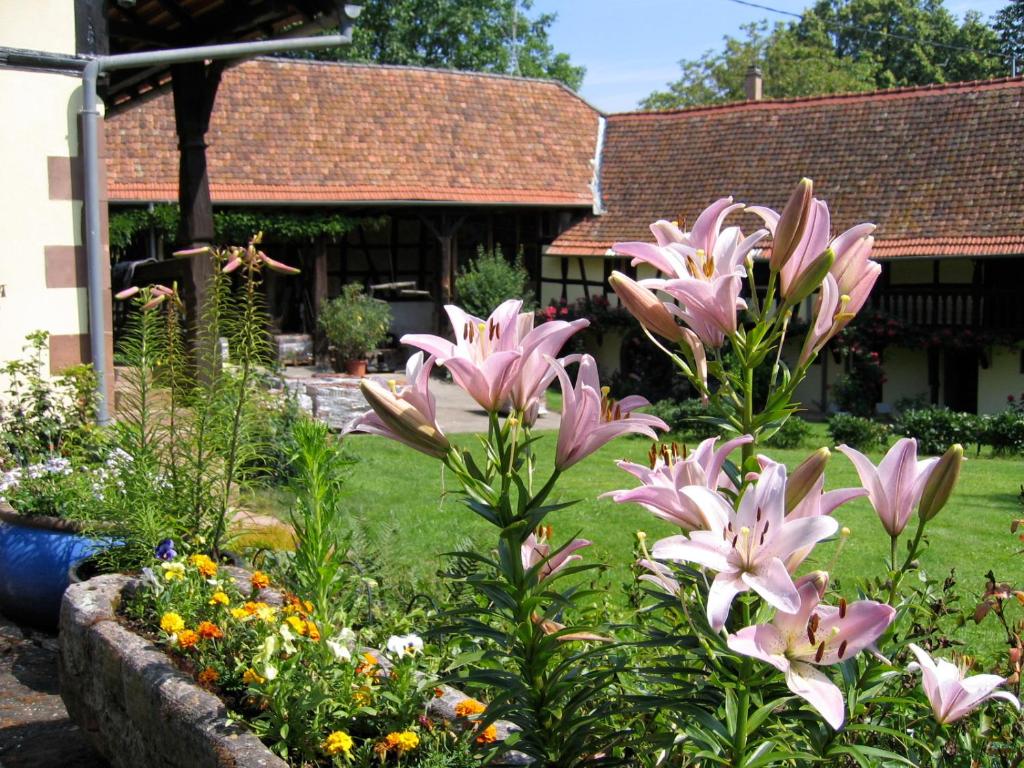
xmin=943 ymin=349 xmax=978 ymax=413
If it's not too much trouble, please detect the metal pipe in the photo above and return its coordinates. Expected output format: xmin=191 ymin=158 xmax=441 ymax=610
xmin=80 ymin=7 xmax=360 ymax=424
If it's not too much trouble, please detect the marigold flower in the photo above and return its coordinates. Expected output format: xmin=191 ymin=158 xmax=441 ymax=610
xmin=250 ymin=571 xmax=270 ymax=590
xmin=209 ymin=591 xmax=230 ymax=606
xmin=353 ymin=686 xmax=373 ymax=706
xmin=197 ymin=667 xmax=219 ymax=685
xmin=230 ymin=607 xmax=248 ymax=620
xmin=306 ymin=620 xmax=321 ymax=641
xmin=161 ymin=562 xmax=186 ymax=581
xmin=322 ymin=730 xmax=354 ymax=758
xmin=242 ymin=667 xmax=265 ymax=685
xmin=384 ymin=731 xmax=419 ymax=753
xmin=285 ymin=615 xmax=307 ymax=636
xmin=455 ymin=698 xmax=486 ymax=717
xmin=476 ymin=724 xmax=498 ymax=744
xmin=356 ymin=652 xmax=378 ymax=675
xmin=177 ymin=630 xmax=199 ymax=649
xmin=196 ymin=621 xmax=223 ymax=640
xmin=160 ymin=612 xmax=185 ymax=634
xmin=189 ymin=554 xmax=218 ymax=578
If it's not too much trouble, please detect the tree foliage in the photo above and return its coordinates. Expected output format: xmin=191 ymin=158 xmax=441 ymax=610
xmin=298 ymin=0 xmax=584 ymax=90
xmin=995 ymin=0 xmax=1024 ymax=66
xmin=643 ymin=0 xmax=1007 ymax=109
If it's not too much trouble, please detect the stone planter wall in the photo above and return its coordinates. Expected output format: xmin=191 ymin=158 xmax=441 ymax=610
xmin=59 ymin=575 xmax=287 ymax=768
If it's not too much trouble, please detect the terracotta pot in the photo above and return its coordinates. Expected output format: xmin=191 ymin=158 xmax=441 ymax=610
xmin=344 ymin=358 xmax=368 ymax=377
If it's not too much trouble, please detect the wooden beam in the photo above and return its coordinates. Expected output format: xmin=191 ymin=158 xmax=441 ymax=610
xmin=313 ymin=236 xmax=329 ymax=365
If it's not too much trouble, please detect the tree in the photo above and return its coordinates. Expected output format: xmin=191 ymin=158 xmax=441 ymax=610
xmin=643 ymin=0 xmax=1006 ymax=110
xmin=299 ymin=0 xmax=584 ymax=91
xmin=994 ymin=0 xmax=1024 ymax=71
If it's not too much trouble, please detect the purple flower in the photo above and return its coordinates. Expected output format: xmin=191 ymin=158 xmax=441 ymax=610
xmin=155 ymin=539 xmax=177 ymax=561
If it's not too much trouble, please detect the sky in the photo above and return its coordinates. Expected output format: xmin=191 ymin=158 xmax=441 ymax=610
xmin=531 ymin=0 xmax=1010 ymax=112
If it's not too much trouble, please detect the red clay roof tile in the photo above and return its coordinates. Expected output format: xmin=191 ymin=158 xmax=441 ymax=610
xmin=105 ymin=58 xmax=600 ymax=208
xmin=553 ymin=77 xmax=1024 ymax=260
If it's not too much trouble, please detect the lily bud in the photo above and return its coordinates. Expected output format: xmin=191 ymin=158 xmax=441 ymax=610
xmin=918 ymin=443 xmax=963 ymax=522
xmin=358 ymin=379 xmax=451 ymax=459
xmin=771 ymin=177 xmax=814 ymax=272
xmin=785 ymin=247 xmax=835 ymax=304
xmin=609 ymin=271 xmax=684 ymax=342
xmin=785 ymin=447 xmax=830 ymax=513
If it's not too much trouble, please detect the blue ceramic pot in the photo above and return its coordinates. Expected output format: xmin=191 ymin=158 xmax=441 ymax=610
xmin=0 ymin=504 xmax=105 ymax=629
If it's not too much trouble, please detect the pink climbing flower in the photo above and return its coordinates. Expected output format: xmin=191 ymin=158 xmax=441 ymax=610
xmin=552 ymin=355 xmax=667 ymax=471
xmin=402 ymin=299 xmax=586 ymax=413
xmin=907 ymin=643 xmax=1020 ymax=725
xmin=651 ymin=463 xmax=838 ymax=630
xmin=727 ymin=572 xmax=896 ymax=729
xmin=837 ymin=438 xmax=938 ymax=537
xmin=521 ymin=532 xmax=591 ymax=582
xmin=345 ymin=352 xmax=450 ymax=459
xmin=604 ymin=435 xmax=752 ymax=531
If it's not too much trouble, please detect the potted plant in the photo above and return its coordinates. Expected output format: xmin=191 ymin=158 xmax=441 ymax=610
xmin=318 ymin=283 xmax=392 ymax=376
xmin=0 ymin=333 xmax=111 ymax=628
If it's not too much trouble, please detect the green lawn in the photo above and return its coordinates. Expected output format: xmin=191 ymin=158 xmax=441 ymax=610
xmin=337 ymin=426 xmax=1021 ymax=651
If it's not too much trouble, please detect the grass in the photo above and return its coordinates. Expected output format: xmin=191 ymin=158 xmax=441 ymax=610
xmin=334 ymin=425 xmax=1022 ymax=655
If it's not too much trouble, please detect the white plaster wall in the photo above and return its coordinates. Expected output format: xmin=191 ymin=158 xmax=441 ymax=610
xmin=978 ymin=347 xmax=1024 ymax=415
xmin=0 ymin=1 xmax=76 ymax=53
xmin=879 ymin=347 xmax=933 ymax=409
xmin=0 ymin=5 xmax=86 ymax=370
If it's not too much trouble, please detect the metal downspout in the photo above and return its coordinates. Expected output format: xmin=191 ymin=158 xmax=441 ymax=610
xmin=79 ymin=5 xmax=361 ymax=424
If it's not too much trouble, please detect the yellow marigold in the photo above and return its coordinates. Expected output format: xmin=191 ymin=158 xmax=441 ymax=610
xmin=242 ymin=667 xmax=265 ymax=685
xmin=189 ymin=554 xmax=218 ymax=578
xmin=230 ymin=607 xmax=248 ymax=620
xmin=356 ymin=651 xmax=378 ymax=676
xmin=454 ymin=698 xmax=486 ymax=717
xmin=384 ymin=731 xmax=419 ymax=754
xmin=256 ymin=604 xmax=277 ymax=622
xmin=196 ymin=621 xmax=223 ymax=640
xmin=306 ymin=620 xmax=321 ymax=641
xmin=162 ymin=562 xmax=186 ymax=581
xmin=283 ymin=594 xmax=303 ymax=614
xmin=177 ymin=630 xmax=199 ymax=649
xmin=322 ymin=730 xmax=354 ymax=758
xmin=303 ymin=600 xmax=315 ymax=614
xmin=160 ymin=612 xmax=185 ymax=634
xmin=209 ymin=591 xmax=230 ymax=606
xmin=476 ymin=724 xmax=498 ymax=745
xmin=250 ymin=571 xmax=270 ymax=590
xmin=197 ymin=667 xmax=219 ymax=685
xmin=285 ymin=615 xmax=307 ymax=636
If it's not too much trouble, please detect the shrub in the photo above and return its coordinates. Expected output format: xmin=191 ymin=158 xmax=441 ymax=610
xmin=981 ymin=408 xmax=1024 ymax=455
xmin=646 ymin=398 xmax=722 ymax=441
xmin=896 ymin=406 xmax=983 ymax=456
xmin=763 ymin=415 xmax=812 ymax=449
xmin=827 ymin=413 xmax=890 ymax=451
xmin=454 ymin=245 xmax=534 ymax=318
xmin=319 ymin=283 xmax=392 ymax=361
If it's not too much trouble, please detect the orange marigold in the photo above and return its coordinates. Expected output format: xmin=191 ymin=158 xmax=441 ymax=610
xmin=476 ymin=724 xmax=498 ymax=744
xmin=189 ymin=553 xmax=218 ymax=578
xmin=196 ymin=621 xmax=223 ymax=640
xmin=177 ymin=630 xmax=199 ymax=649
xmin=306 ymin=620 xmax=321 ymax=641
xmin=384 ymin=731 xmax=419 ymax=753
xmin=197 ymin=667 xmax=219 ymax=685
xmin=242 ymin=667 xmax=265 ymax=685
xmin=250 ymin=571 xmax=270 ymax=590
xmin=454 ymin=698 xmax=486 ymax=717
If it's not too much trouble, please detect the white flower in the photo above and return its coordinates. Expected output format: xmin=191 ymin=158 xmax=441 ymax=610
xmin=386 ymin=633 xmax=424 ymax=657
xmin=327 ymin=639 xmax=352 ymax=662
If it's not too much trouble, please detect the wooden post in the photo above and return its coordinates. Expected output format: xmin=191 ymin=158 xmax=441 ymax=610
xmin=171 ymin=61 xmax=222 ymax=335
xmin=313 ymin=235 xmax=329 ymax=365
xmin=419 ymin=213 xmax=465 ymax=331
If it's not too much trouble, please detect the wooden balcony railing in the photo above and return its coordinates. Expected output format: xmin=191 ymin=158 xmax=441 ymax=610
xmin=868 ymin=285 xmax=1024 ymax=331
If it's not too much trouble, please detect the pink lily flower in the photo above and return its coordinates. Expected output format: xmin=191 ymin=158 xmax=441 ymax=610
xmin=907 ymin=643 xmax=1020 ymax=725
xmin=637 ymin=558 xmax=680 ymax=597
xmin=651 ymin=463 xmax=838 ymax=630
xmin=345 ymin=352 xmax=450 ymax=459
xmin=552 ymin=355 xmax=667 ymax=471
xmin=837 ymin=438 xmax=938 ymax=537
xmin=521 ymin=531 xmax=591 ymax=581
xmin=403 ymin=299 xmax=587 ymax=413
xmin=604 ymin=435 xmax=752 ymax=531
xmin=727 ymin=572 xmax=896 ymax=729
xmin=749 ymin=198 xmax=830 ymax=301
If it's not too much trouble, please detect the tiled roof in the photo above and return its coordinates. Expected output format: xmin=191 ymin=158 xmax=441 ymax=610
xmin=105 ymin=58 xmax=601 ymax=207
xmin=550 ymin=77 xmax=1024 ymax=260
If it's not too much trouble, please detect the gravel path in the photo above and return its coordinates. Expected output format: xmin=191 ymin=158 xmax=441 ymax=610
xmin=0 ymin=614 xmax=106 ymax=768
